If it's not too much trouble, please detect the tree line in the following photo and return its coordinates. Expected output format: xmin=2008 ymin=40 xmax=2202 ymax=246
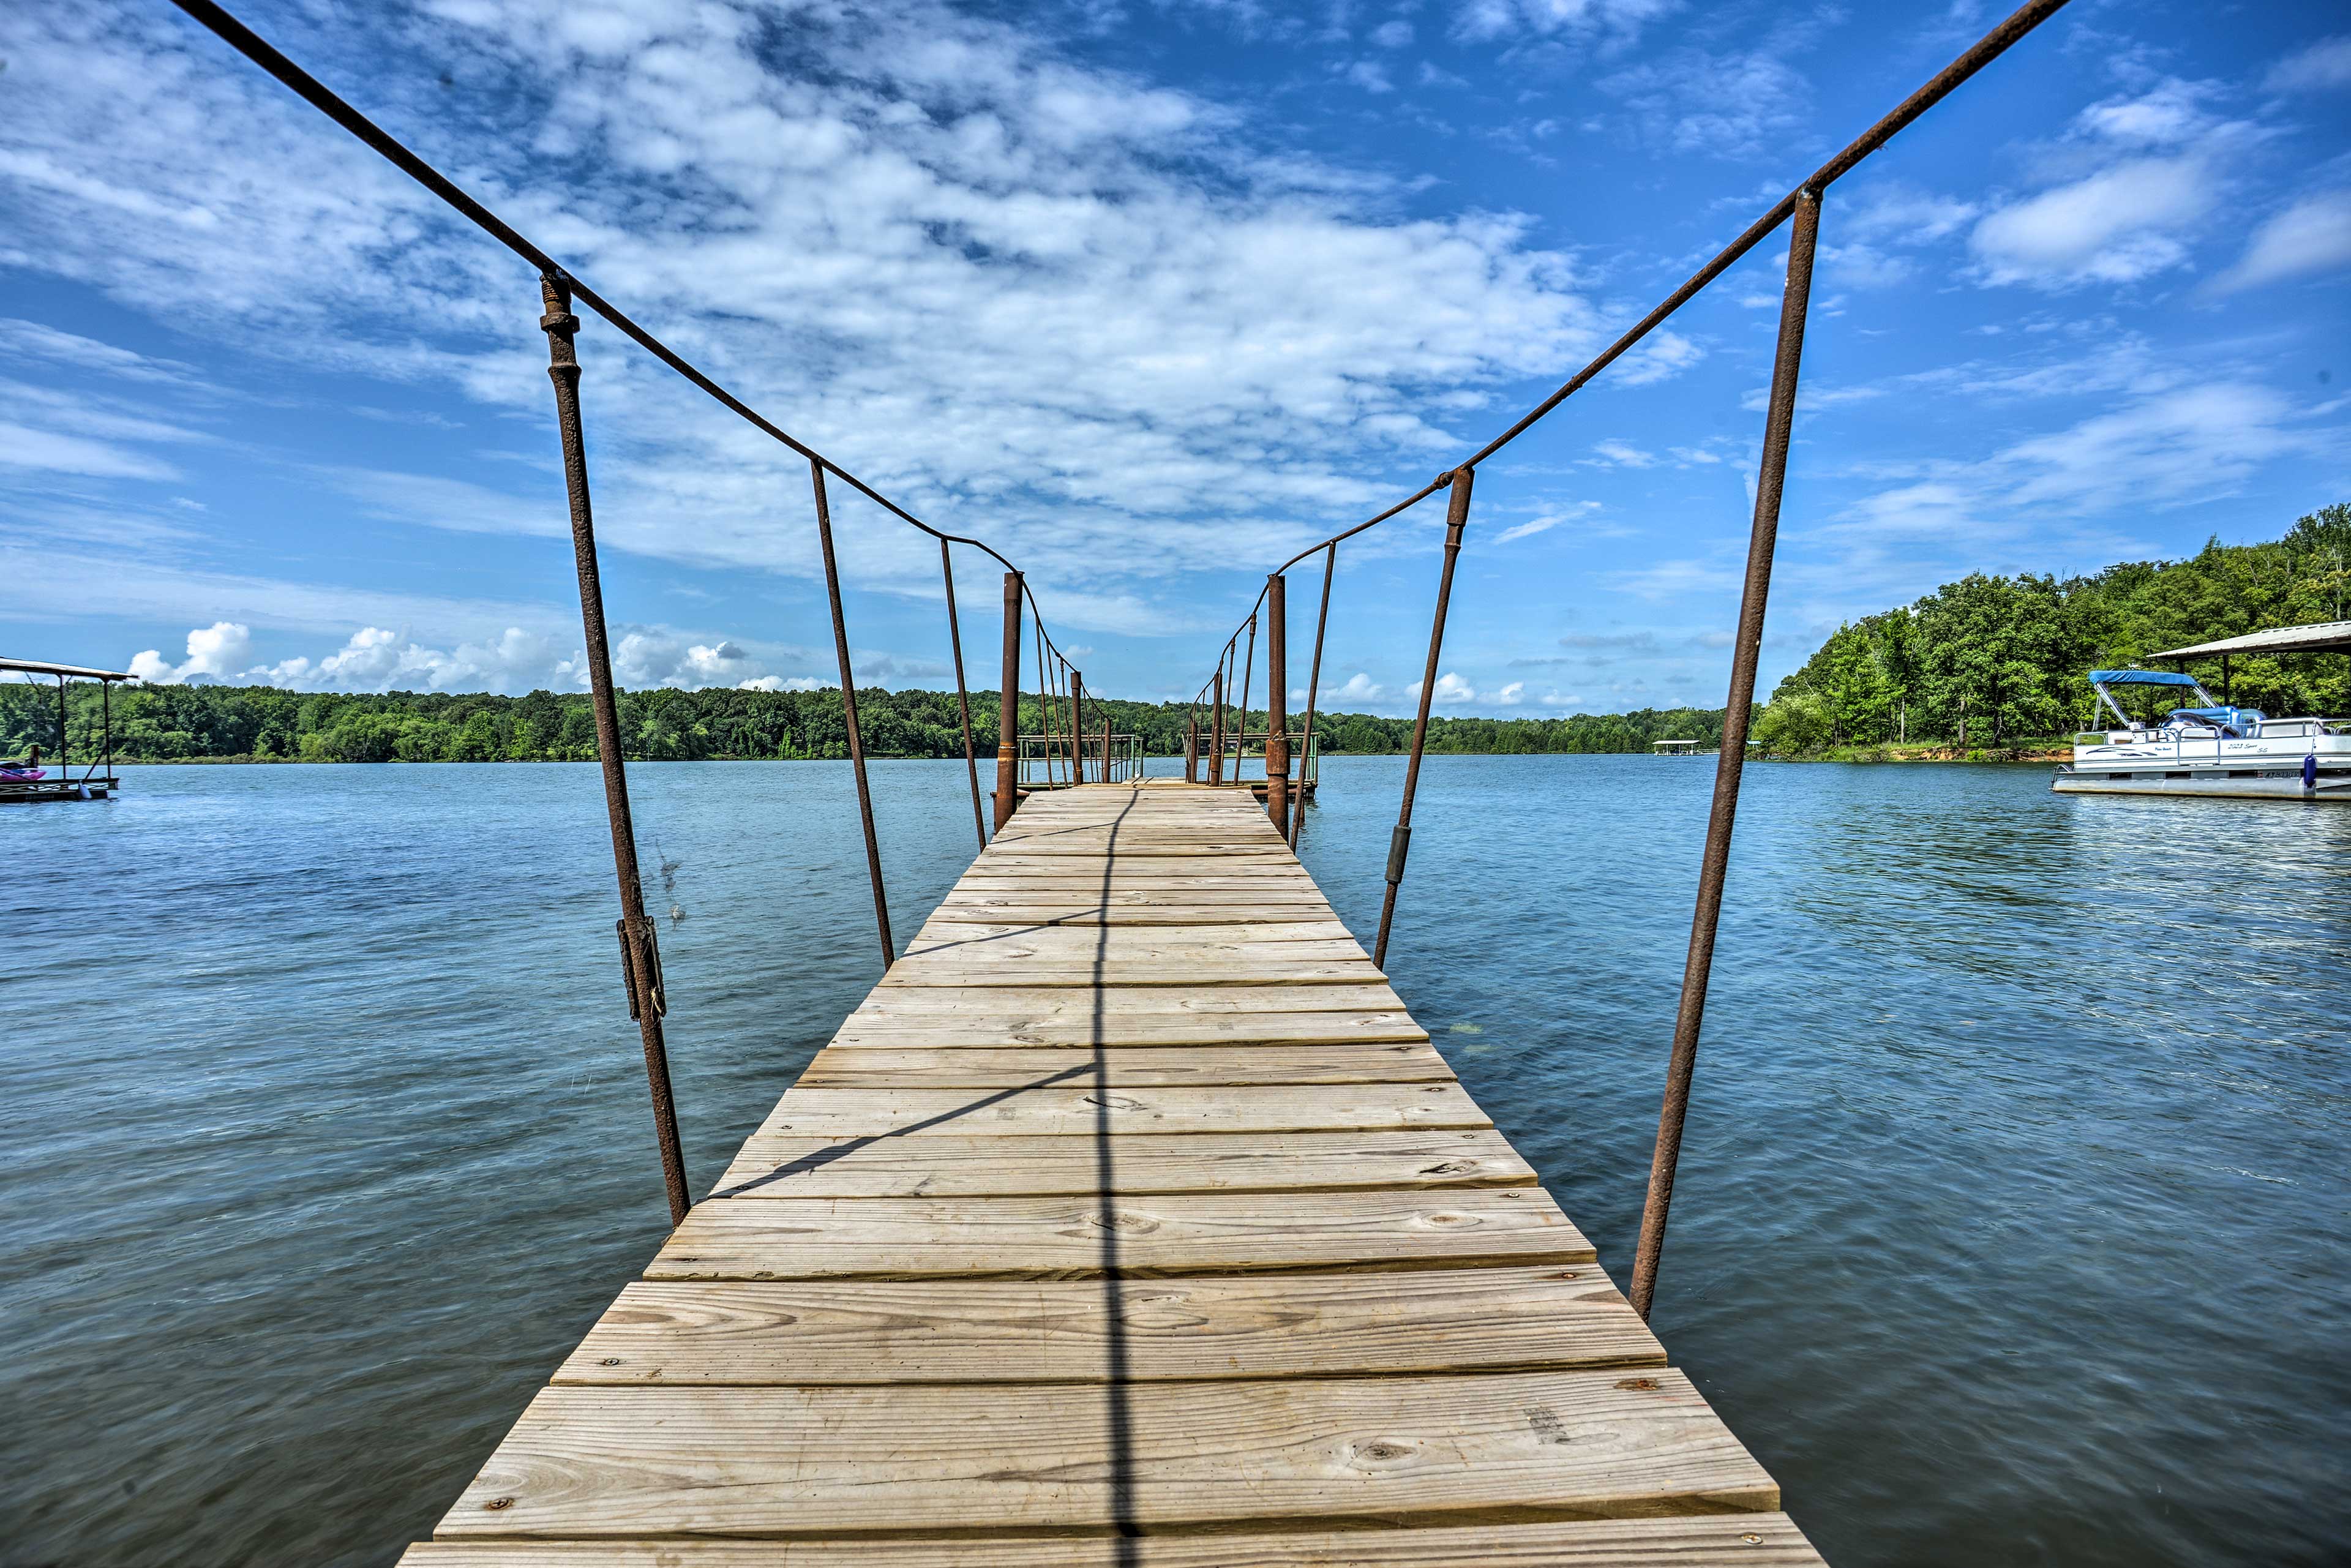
xmin=2 ymin=678 xmax=1726 ymax=765
xmin=1755 ymin=502 xmax=2351 ymax=755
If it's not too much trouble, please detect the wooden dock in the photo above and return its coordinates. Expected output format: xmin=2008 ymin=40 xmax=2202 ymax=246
xmin=400 ymin=782 xmax=1820 ymax=1566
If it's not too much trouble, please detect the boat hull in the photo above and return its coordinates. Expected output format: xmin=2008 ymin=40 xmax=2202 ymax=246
xmin=2052 ymin=767 xmax=2351 ymax=801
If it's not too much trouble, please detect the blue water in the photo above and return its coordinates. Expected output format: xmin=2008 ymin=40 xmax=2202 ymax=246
xmin=3 ymin=757 xmax=2345 ymax=1566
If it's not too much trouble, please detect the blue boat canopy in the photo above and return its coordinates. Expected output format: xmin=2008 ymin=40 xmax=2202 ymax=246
xmin=2088 ymin=669 xmax=2201 ymax=687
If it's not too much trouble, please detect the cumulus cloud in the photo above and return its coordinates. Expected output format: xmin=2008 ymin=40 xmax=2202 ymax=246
xmin=1333 ymin=672 xmax=1384 ymax=702
xmin=1966 ymin=80 xmax=2255 ymax=290
xmin=129 ymin=620 xmax=252 ymax=684
xmin=1405 ymin=670 xmax=1476 ymax=704
xmin=1493 ymin=680 xmax=1524 ymax=704
xmin=2210 ymin=190 xmax=2351 ymax=293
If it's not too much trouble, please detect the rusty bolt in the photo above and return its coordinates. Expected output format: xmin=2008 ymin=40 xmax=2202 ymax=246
xmin=484 ymin=1498 xmax=514 ymax=1511
xmin=601 ymin=1357 xmax=623 ymax=1366
xmin=1741 ymin=1534 xmax=1764 ymax=1545
xmin=1614 ymin=1376 xmax=1660 ymax=1391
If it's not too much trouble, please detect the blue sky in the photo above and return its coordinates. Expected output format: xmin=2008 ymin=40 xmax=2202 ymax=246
xmin=3 ymin=0 xmax=2347 ymax=715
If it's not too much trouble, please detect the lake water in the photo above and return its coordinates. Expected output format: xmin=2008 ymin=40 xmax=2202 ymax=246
xmin=4 ymin=756 xmax=2345 ymax=1566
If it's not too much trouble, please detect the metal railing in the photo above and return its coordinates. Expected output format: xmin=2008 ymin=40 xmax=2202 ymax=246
xmin=157 ymin=0 xmax=2075 ymax=1288
xmin=1177 ymin=0 xmax=2076 ymax=1318
xmin=1018 ymin=733 xmax=1143 ymax=787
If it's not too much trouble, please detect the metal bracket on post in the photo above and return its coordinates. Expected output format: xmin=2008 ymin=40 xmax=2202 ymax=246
xmin=1384 ymin=824 xmax=1411 ymax=885
xmin=617 ymin=915 xmax=668 ymax=1020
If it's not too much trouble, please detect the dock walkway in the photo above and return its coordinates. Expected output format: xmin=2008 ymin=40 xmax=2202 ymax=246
xmin=402 ymin=782 xmax=1820 ymax=1565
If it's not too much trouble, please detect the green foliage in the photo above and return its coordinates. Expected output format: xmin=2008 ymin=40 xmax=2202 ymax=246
xmin=1 ymin=679 xmax=1725 ymax=763
xmin=1759 ymin=502 xmax=2351 ymax=754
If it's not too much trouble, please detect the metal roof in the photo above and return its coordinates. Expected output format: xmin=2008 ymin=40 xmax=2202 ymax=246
xmin=2152 ymin=620 xmax=2351 ymax=659
xmin=0 ymin=656 xmax=137 ymax=681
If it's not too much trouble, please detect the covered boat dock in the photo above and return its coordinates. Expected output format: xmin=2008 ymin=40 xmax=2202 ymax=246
xmin=1 ymin=657 xmax=133 ymax=803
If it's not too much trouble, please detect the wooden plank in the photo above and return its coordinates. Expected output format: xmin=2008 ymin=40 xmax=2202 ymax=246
xmin=830 ymin=1013 xmax=1430 ymax=1049
xmin=848 ymin=983 xmax=1409 ymax=1015
xmin=436 ymin=1370 xmax=1775 ymax=1538
xmin=746 ymin=1081 xmax=1488 ymax=1137
xmin=405 ymin=1515 xmax=1826 ymax=1564
xmin=647 ymin=1189 xmax=1589 ymax=1280
xmin=923 ymin=907 xmax=1347 ymax=926
xmin=902 ymin=923 xmax=1364 ymax=953
xmin=880 ymin=964 xmax=1384 ymax=988
xmin=557 ymin=1264 xmax=1657 ymax=1386
xmin=793 ymin=1043 xmax=1455 ymax=1088
xmin=711 ymin=1127 xmax=1536 ymax=1197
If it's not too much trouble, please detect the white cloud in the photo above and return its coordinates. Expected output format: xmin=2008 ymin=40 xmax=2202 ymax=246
xmin=1371 ymin=20 xmax=1414 ymax=48
xmin=0 ymin=421 xmax=182 ymax=481
xmin=1493 ymin=680 xmax=1524 ymax=705
xmin=1970 ymin=157 xmax=2216 ymax=287
xmin=1966 ymin=81 xmax=2255 ymax=290
xmin=1589 ymin=438 xmax=1657 ymax=467
xmin=1597 ymin=44 xmax=1810 ymax=159
xmin=129 ymin=620 xmax=252 ymax=683
xmin=1405 ymin=670 xmax=1475 ymax=704
xmin=739 ymin=675 xmax=825 ymax=692
xmin=1614 ymin=329 xmax=1703 ymax=385
xmin=2211 ymin=190 xmax=2351 ymax=293
xmin=1333 ymin=671 xmax=1384 ymax=702
xmin=2263 ymin=37 xmax=2351 ymax=95
xmin=1451 ymin=0 xmax=1677 ymax=47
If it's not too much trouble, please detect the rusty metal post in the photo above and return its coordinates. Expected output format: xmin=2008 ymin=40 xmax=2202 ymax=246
xmin=995 ymin=571 xmax=1022 ymax=830
xmin=1265 ymin=574 xmax=1290 ymax=835
xmin=538 ymin=272 xmax=689 ymax=1226
xmin=1371 ymin=465 xmax=1475 ymax=970
xmin=58 ymin=674 xmax=69 ymax=778
xmin=941 ymin=540 xmax=984 ymax=849
xmin=1630 ymin=189 xmax=1823 ymax=1323
xmin=1185 ymin=711 xmax=1199 ymax=783
xmin=1291 ymin=542 xmax=1336 ymax=849
xmin=102 ymin=679 xmax=114 ymax=782
xmin=809 ymin=460 xmax=894 ymax=969
xmin=1070 ymin=670 xmax=1086 ymax=783
xmin=1238 ymin=614 xmax=1258 ymax=780
xmin=1041 ymin=639 xmax=1059 ymax=788
xmin=1101 ymin=711 xmax=1114 ymax=786
xmin=1209 ymin=663 xmax=1226 ymax=785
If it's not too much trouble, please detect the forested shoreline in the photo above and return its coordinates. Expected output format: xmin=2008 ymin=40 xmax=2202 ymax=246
xmin=18 ymin=501 xmax=2339 ymax=767
xmin=1755 ymin=503 xmax=2350 ymax=756
xmin=0 ymin=678 xmax=1724 ymax=764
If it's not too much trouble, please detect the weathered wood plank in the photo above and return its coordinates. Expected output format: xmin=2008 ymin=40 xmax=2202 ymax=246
xmin=793 ymin=1043 xmax=1455 ymax=1088
xmin=902 ymin=923 xmax=1363 ymax=955
xmin=648 ymin=1188 xmax=1589 ymax=1279
xmin=880 ymin=963 xmax=1384 ymax=988
xmin=405 ymin=1514 xmax=1826 ymax=1564
xmin=711 ymin=1127 xmax=1535 ymax=1198
xmin=747 ymin=1081 xmax=1488 ymax=1138
xmin=437 ymin=1370 xmax=1774 ymax=1538
xmin=848 ymin=983 xmax=1409 ymax=1015
xmin=829 ymin=1013 xmax=1429 ymax=1049
xmin=557 ymin=1264 xmax=1655 ymax=1386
